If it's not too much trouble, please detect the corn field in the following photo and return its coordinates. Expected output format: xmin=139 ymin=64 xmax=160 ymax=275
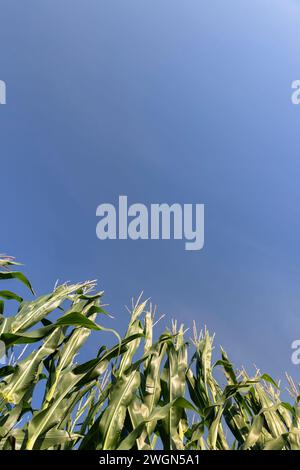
xmin=0 ymin=255 xmax=299 ymax=451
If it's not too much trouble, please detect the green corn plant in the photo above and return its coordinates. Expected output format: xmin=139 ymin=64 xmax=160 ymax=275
xmin=0 ymin=255 xmax=300 ymax=451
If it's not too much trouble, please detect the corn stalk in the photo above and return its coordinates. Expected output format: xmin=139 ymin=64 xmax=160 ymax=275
xmin=0 ymin=255 xmax=299 ymax=450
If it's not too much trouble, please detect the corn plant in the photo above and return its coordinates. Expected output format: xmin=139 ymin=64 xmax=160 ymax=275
xmin=0 ymin=255 xmax=299 ymax=450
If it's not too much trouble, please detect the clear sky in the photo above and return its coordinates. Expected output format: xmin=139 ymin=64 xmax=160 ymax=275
xmin=1 ymin=0 xmax=300 ymax=381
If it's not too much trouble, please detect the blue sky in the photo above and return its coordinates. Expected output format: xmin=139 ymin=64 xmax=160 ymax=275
xmin=1 ymin=0 xmax=300 ymax=380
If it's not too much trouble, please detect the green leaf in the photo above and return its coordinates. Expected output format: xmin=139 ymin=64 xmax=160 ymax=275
xmin=242 ymin=415 xmax=264 ymax=450
xmin=0 ymin=329 xmax=63 ymax=404
xmin=0 ymin=291 xmax=23 ymax=303
xmin=261 ymin=373 xmax=279 ymax=390
xmin=0 ymin=271 xmax=34 ymax=295
xmin=263 ymin=434 xmax=288 ymax=450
